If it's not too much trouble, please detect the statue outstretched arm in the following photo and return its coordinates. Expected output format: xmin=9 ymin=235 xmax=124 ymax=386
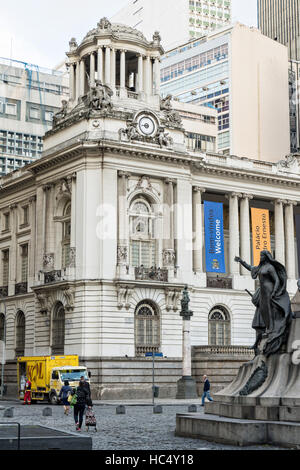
xmin=234 ymin=256 xmax=252 ymax=272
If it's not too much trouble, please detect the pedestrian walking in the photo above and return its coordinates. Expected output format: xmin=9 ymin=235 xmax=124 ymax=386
xmin=58 ymin=380 xmax=73 ymax=416
xmin=80 ymin=375 xmax=91 ymax=397
xmin=23 ymin=377 xmax=32 ymax=405
xmin=201 ymin=375 xmax=213 ymax=406
xmin=71 ymin=381 xmax=93 ymax=432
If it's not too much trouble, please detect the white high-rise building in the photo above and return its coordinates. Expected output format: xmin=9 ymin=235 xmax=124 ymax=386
xmin=111 ymin=0 xmax=232 ymax=50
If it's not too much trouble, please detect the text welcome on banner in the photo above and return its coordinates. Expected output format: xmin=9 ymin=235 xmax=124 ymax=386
xmin=204 ymin=201 xmax=226 ymax=273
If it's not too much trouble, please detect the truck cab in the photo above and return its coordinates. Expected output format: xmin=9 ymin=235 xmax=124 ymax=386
xmin=49 ymin=366 xmax=90 ymax=404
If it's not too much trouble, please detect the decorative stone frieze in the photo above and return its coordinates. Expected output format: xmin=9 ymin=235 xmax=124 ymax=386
xmin=162 ymin=249 xmax=176 ymax=267
xmin=117 ymin=245 xmax=128 ymax=265
xmin=43 ymin=253 xmax=54 ymax=271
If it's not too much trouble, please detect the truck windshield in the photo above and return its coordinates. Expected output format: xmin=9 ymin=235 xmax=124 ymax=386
xmin=59 ymin=370 xmax=88 ymax=381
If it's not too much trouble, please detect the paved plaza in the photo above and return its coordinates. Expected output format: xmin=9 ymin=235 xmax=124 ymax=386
xmin=0 ymin=400 xmax=284 ymax=450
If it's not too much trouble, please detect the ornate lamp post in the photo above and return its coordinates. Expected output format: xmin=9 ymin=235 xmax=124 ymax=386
xmin=176 ymin=286 xmax=198 ymax=399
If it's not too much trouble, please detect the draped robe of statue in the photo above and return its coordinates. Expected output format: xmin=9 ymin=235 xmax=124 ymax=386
xmin=236 ymin=251 xmax=292 ymax=357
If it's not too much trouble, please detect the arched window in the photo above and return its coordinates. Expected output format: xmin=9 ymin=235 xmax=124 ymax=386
xmin=52 ymin=303 xmax=65 ymax=355
xmin=15 ymin=311 xmax=25 ymax=356
xmin=0 ymin=313 xmax=5 ymax=342
xmin=62 ymin=202 xmax=71 ymax=268
xmin=208 ymin=305 xmax=231 ymax=346
xmin=135 ymin=301 xmax=160 ymax=356
xmin=129 ymin=198 xmax=157 ymax=268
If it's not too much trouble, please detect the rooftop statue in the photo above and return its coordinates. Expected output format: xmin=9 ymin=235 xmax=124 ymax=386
xmin=235 ymin=251 xmax=293 ymax=357
xmin=85 ymin=80 xmax=113 ymax=113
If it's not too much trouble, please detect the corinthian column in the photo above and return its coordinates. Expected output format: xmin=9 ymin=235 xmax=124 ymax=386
xmin=285 ymin=200 xmax=297 ymax=279
xmin=138 ymin=54 xmax=144 ymax=94
xmin=110 ymin=48 xmax=116 ymax=89
xmin=69 ymin=63 xmax=75 ymax=101
xmin=227 ymin=192 xmax=241 ymax=275
xmin=240 ymin=194 xmax=253 ymax=275
xmin=274 ymin=199 xmax=286 ymax=265
xmin=90 ymin=52 xmax=95 ymax=87
xmin=97 ymin=47 xmax=103 ymax=82
xmin=192 ymin=187 xmax=205 ymax=273
xmin=120 ymin=50 xmax=126 ymax=90
xmin=105 ymin=46 xmax=111 ymax=85
xmin=153 ymin=57 xmax=160 ymax=95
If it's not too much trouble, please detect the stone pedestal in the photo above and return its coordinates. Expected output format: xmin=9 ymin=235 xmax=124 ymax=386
xmin=176 ymin=313 xmax=300 ymax=447
xmin=176 ymin=376 xmax=198 ymax=399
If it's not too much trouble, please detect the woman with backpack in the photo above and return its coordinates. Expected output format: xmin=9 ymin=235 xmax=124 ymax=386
xmin=71 ymin=381 xmax=93 ymax=431
xmin=58 ymin=380 xmax=72 ymax=416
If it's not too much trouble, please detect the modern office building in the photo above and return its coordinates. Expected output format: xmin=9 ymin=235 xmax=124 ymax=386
xmin=258 ymin=0 xmax=300 ymax=61
xmin=160 ymin=23 xmax=290 ymax=162
xmin=258 ymin=0 xmax=300 ymax=153
xmin=1 ymin=19 xmax=299 ymax=400
xmin=111 ymin=0 xmax=232 ymax=50
xmin=0 ymin=58 xmax=69 ymax=176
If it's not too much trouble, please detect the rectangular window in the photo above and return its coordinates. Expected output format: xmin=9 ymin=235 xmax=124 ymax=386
xmin=21 ymin=244 xmax=28 ymax=282
xmin=29 ymin=107 xmax=40 ymax=119
xmin=6 ymin=103 xmax=17 ymax=116
xmin=22 ymin=206 xmax=29 ymax=225
xmin=2 ymin=250 xmax=9 ymax=287
xmin=3 ymin=213 xmax=10 ymax=231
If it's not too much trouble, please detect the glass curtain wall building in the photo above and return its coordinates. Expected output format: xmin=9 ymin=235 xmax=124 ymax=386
xmin=161 ymin=32 xmax=230 ymax=153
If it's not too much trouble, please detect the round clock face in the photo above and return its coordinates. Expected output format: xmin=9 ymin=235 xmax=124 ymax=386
xmin=138 ymin=115 xmax=156 ymax=136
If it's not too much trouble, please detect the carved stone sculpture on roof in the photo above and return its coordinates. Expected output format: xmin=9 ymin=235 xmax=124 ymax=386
xmin=158 ymin=128 xmax=173 ymax=148
xmin=160 ymin=94 xmax=182 ymax=126
xmin=278 ymin=153 xmax=299 ymax=169
xmin=97 ymin=17 xmax=112 ymax=31
xmin=53 ymin=100 xmax=68 ymax=127
xmin=152 ymin=31 xmax=162 ymax=46
xmin=69 ymin=37 xmax=78 ymax=52
xmin=85 ymin=80 xmax=113 ymax=114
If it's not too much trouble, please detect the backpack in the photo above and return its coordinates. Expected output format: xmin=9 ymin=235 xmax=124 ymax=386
xmin=69 ymin=393 xmax=77 ymax=407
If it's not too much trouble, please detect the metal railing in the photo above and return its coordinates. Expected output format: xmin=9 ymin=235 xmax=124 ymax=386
xmin=207 ymin=277 xmax=232 ymax=289
xmin=15 ymin=282 xmax=28 ymax=295
xmin=193 ymin=345 xmax=254 ymax=355
xmin=135 ymin=267 xmax=168 ymax=282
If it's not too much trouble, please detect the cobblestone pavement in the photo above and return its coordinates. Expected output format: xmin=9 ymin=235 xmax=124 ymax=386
xmin=0 ymin=402 xmax=283 ymax=451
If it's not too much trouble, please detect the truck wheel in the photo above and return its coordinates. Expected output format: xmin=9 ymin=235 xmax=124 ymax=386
xmin=49 ymin=393 xmax=58 ymax=405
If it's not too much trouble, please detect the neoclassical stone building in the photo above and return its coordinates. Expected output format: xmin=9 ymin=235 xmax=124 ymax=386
xmin=1 ymin=19 xmax=300 ymax=398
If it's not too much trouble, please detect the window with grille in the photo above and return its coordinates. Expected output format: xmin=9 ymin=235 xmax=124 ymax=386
xmin=52 ymin=303 xmax=65 ymax=355
xmin=0 ymin=313 xmax=5 ymax=342
xmin=208 ymin=305 xmax=231 ymax=346
xmin=2 ymin=250 xmax=9 ymax=287
xmin=62 ymin=202 xmax=71 ymax=268
xmin=129 ymin=198 xmax=157 ymax=269
xmin=21 ymin=244 xmax=28 ymax=282
xmin=135 ymin=302 xmax=160 ymax=356
xmin=15 ymin=311 xmax=25 ymax=356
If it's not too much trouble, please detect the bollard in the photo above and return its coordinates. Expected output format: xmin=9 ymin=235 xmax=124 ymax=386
xmin=188 ymin=405 xmax=197 ymax=413
xmin=116 ymin=405 xmax=126 ymax=415
xmin=42 ymin=407 xmax=52 ymax=417
xmin=153 ymin=405 xmax=162 ymax=414
xmin=4 ymin=407 xmax=14 ymax=418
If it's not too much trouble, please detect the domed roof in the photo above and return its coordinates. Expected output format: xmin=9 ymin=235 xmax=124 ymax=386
xmin=81 ymin=17 xmax=150 ymax=45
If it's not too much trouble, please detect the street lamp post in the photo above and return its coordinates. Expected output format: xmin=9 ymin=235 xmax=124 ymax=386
xmin=176 ymin=286 xmax=198 ymax=399
xmin=0 ymin=293 xmax=7 ymax=399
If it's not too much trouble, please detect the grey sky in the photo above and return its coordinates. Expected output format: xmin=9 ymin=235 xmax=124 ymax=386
xmin=0 ymin=0 xmax=257 ymax=69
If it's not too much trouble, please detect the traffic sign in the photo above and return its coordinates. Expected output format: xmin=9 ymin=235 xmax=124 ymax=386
xmin=145 ymin=352 xmax=163 ymax=357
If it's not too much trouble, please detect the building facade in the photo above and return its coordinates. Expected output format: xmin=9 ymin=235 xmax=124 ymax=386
xmin=258 ymin=0 xmax=300 ymax=152
xmin=0 ymin=19 xmax=299 ymax=400
xmin=258 ymin=0 xmax=300 ymax=61
xmin=0 ymin=58 xmax=69 ymax=176
xmin=111 ymin=0 xmax=232 ymax=50
xmin=160 ymin=23 xmax=290 ymax=161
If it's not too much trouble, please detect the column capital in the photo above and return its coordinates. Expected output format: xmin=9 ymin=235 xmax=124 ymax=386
xmin=241 ymin=193 xmax=253 ymax=200
xmin=225 ymin=192 xmax=242 ymax=200
xmin=120 ymin=49 xmax=127 ymax=53
xmin=9 ymin=203 xmax=18 ymax=211
xmin=193 ymin=186 xmax=206 ymax=194
xmin=29 ymin=195 xmax=37 ymax=204
xmin=286 ymin=200 xmax=298 ymax=206
xmin=164 ymin=178 xmax=176 ymax=185
xmin=118 ymin=171 xmax=131 ymax=179
xmin=274 ymin=198 xmax=288 ymax=205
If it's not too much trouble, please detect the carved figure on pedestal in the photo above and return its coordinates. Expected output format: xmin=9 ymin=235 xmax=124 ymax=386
xmin=160 ymin=94 xmax=182 ymax=126
xmin=53 ymin=100 xmax=68 ymax=126
xmin=86 ymin=80 xmax=113 ymax=113
xmin=158 ymin=129 xmax=173 ymax=148
xmin=235 ymin=251 xmax=292 ymax=356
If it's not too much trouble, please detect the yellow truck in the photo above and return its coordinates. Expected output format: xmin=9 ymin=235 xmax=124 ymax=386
xmin=17 ymin=355 xmax=90 ymax=404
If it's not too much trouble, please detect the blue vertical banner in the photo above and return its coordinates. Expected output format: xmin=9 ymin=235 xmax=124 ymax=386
xmin=204 ymin=201 xmax=226 ymax=273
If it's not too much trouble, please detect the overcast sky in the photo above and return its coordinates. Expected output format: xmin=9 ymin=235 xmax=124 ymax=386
xmin=0 ymin=0 xmax=257 ymax=69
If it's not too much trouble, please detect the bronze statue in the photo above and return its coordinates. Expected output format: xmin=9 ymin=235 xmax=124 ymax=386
xmin=235 ymin=251 xmax=292 ymax=357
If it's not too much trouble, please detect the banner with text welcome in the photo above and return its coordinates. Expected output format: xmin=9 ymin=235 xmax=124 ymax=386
xmin=204 ymin=201 xmax=226 ymax=273
xmin=251 ymin=208 xmax=271 ymax=266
